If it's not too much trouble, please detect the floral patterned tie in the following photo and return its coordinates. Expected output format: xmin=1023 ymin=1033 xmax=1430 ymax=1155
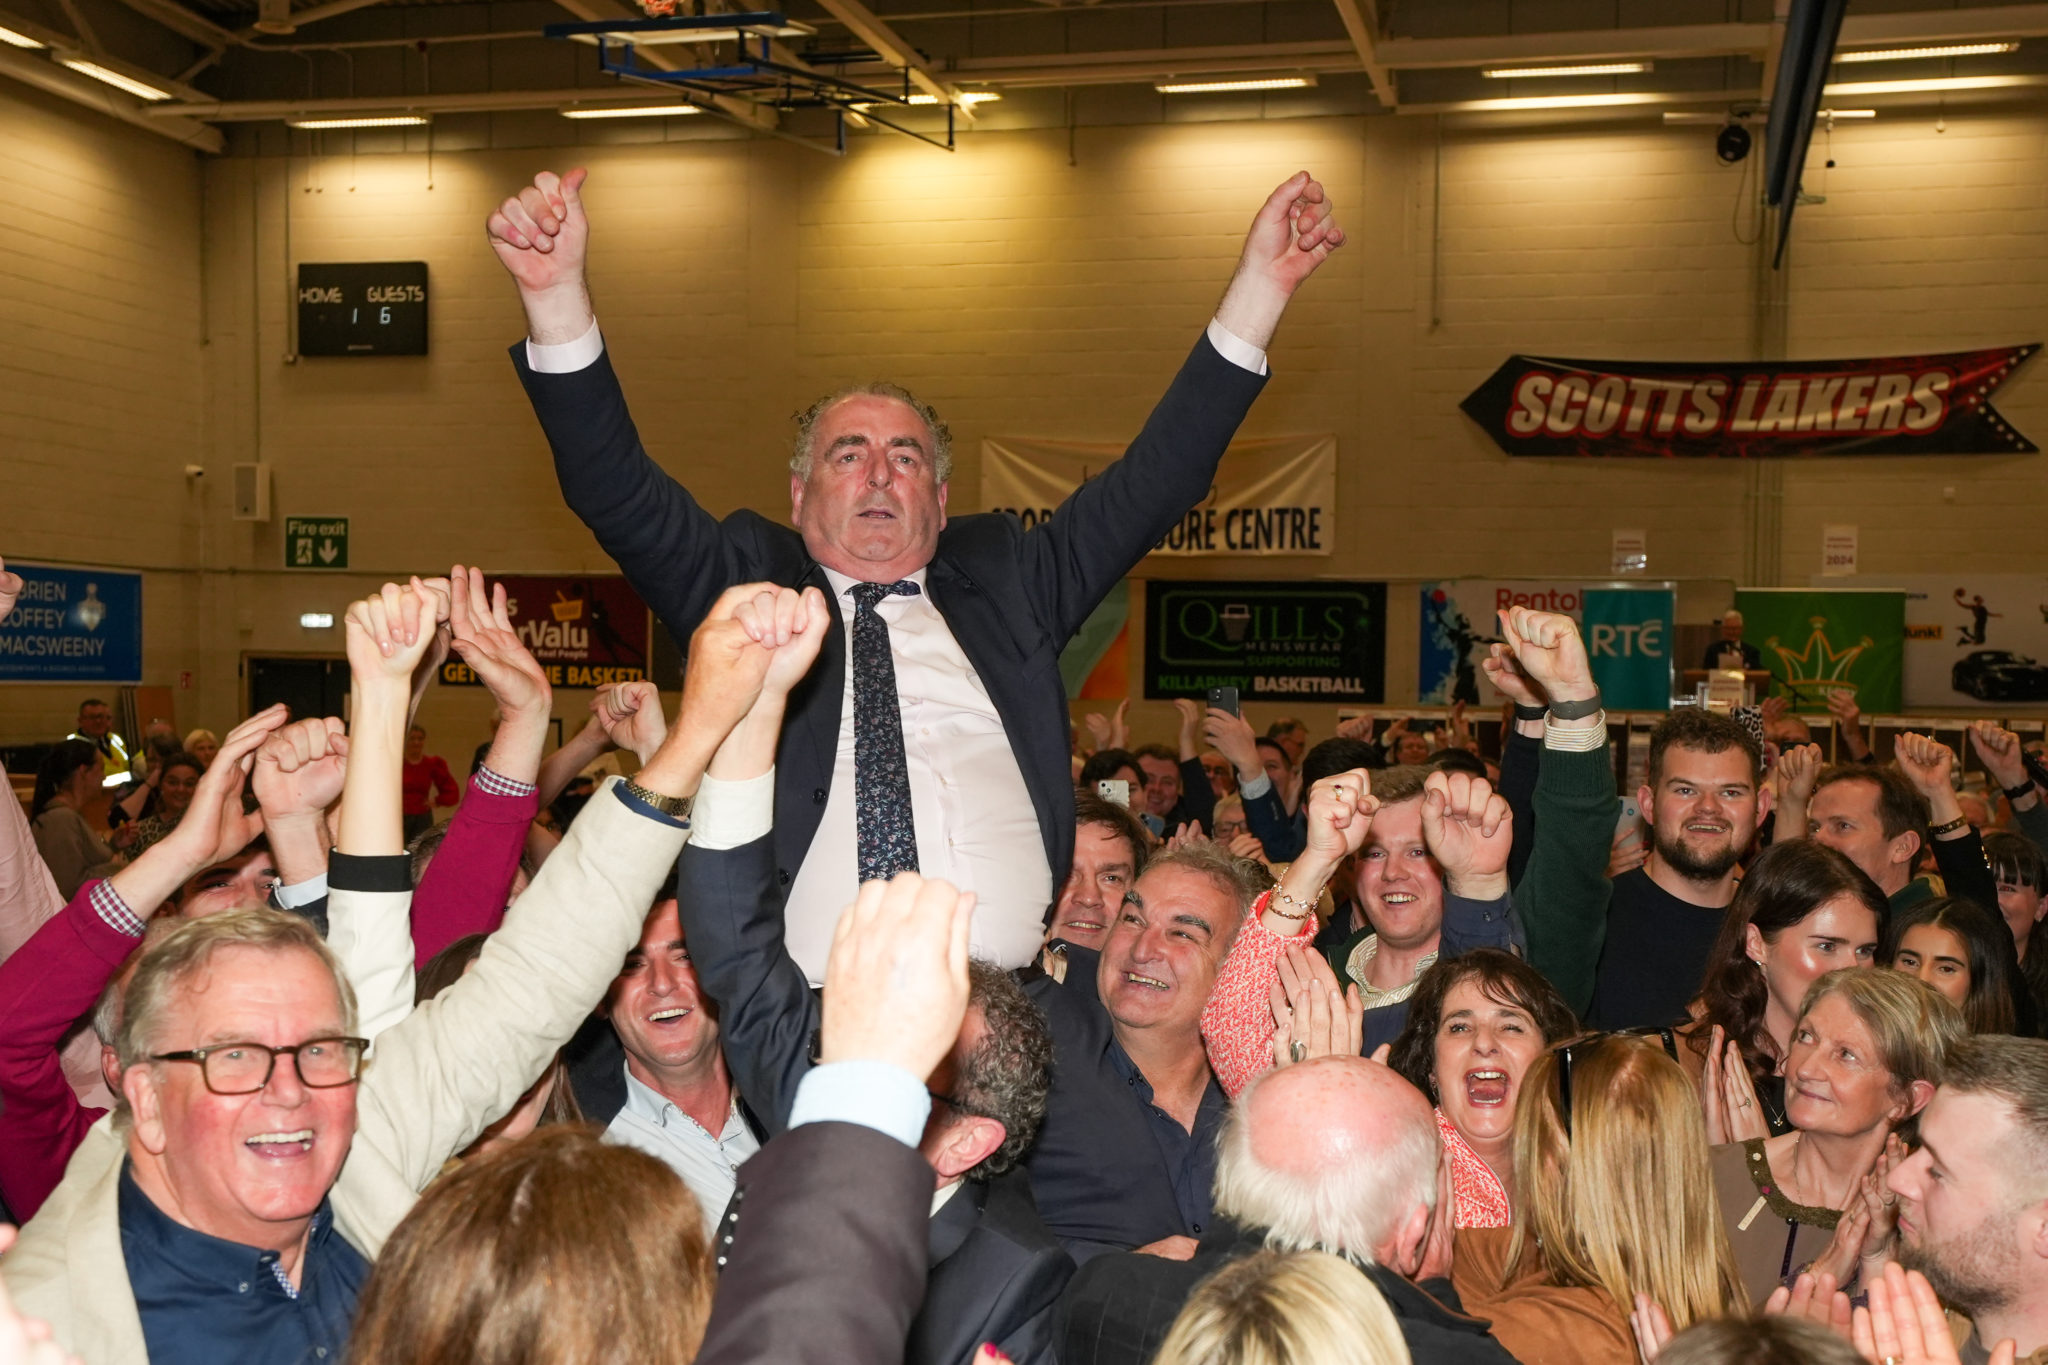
xmin=851 ymin=580 xmax=921 ymax=883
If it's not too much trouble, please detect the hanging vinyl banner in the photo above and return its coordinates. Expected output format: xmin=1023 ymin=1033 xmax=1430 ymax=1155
xmin=1461 ymin=346 xmax=2038 ymax=458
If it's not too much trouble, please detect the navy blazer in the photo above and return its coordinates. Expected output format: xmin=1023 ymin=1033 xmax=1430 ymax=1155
xmin=512 ymin=335 xmax=1268 ymax=898
xmin=678 ymin=831 xmax=1075 ymax=1365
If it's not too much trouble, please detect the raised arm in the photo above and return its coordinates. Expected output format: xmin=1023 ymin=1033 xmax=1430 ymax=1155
xmin=492 ymin=169 xmax=744 ymax=639
xmin=340 ymin=583 xmax=799 ymax=1227
xmin=1493 ymin=608 xmax=1614 ymax=1015
xmin=410 ymin=567 xmax=553 ymax=965
xmin=679 ymin=588 xmax=832 ymax=1131
xmin=1897 ymin=733 xmax=2000 ymax=914
xmin=1018 ymin=174 xmax=1343 ymax=639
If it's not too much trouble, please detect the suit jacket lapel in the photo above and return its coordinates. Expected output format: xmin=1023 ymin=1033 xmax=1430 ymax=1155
xmin=928 ymin=1176 xmax=987 ymax=1266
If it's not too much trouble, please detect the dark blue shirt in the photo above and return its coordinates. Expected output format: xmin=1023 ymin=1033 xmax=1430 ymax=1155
xmin=1104 ymin=1037 xmax=1228 ymax=1236
xmin=119 ymin=1163 xmax=369 ymax=1365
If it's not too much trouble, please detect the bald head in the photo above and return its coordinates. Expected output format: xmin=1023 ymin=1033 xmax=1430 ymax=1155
xmin=1217 ymin=1057 xmax=1440 ymax=1268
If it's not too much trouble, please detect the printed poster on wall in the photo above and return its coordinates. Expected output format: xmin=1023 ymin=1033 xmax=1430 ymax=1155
xmin=1810 ymin=574 xmax=2048 ymax=708
xmin=980 ymin=434 xmax=1336 ymax=556
xmin=1460 ymin=346 xmax=2039 ymax=457
xmin=438 ymin=576 xmax=651 ymax=689
xmin=1733 ymin=589 xmax=1906 ymax=714
xmin=1419 ymin=581 xmax=1676 ymax=710
xmin=0 ymin=564 xmax=143 ymax=683
xmin=1143 ymin=580 xmax=1386 ymax=702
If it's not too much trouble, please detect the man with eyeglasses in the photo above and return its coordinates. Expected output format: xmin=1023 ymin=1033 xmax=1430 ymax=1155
xmin=2 ymin=581 xmax=803 ymax=1365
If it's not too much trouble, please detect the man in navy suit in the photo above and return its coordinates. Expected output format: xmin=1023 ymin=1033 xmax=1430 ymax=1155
xmin=489 ymin=167 xmax=1344 ymax=979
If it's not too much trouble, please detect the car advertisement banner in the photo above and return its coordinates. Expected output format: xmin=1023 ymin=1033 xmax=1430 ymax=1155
xmin=437 ymin=576 xmax=651 ymax=689
xmin=1733 ymin=589 xmax=1906 ymax=713
xmin=1810 ymin=574 xmax=2048 ymax=709
xmin=1144 ymin=580 xmax=1386 ymax=702
xmin=1460 ymin=345 xmax=2039 ymax=458
xmin=0 ymin=564 xmax=143 ymax=683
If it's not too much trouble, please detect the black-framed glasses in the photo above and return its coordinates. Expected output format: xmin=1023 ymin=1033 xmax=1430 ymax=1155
xmin=151 ymin=1037 xmax=369 ymax=1095
xmin=1552 ymin=1032 xmax=1614 ymax=1141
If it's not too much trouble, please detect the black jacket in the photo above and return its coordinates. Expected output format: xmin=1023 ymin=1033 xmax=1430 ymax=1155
xmin=513 ymin=336 xmax=1267 ymax=899
xmin=679 ymin=831 xmax=1075 ymax=1364
xmin=1054 ymin=1220 xmax=1524 ymax=1365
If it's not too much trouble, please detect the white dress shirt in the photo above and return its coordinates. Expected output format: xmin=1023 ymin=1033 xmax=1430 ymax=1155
xmin=604 ymin=1066 xmax=761 ymax=1237
xmin=527 ymin=316 xmax=1270 ymax=980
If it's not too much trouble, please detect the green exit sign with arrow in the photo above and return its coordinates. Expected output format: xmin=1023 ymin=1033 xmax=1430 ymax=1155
xmin=285 ymin=517 xmax=350 ymax=570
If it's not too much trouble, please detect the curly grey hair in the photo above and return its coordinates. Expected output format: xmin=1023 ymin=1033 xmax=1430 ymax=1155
xmin=788 ymin=382 xmax=954 ymax=485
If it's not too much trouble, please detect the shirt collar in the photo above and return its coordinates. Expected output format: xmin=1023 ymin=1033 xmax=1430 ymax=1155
xmin=620 ymin=1063 xmax=738 ymax=1135
xmin=118 ymin=1160 xmax=336 ymax=1297
xmin=819 ymin=565 xmax=930 ymax=601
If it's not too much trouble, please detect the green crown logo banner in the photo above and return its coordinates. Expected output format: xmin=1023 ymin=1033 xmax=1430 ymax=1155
xmin=1733 ymin=590 xmax=1906 ymax=713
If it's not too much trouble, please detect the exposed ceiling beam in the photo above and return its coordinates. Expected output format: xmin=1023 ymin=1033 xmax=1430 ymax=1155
xmin=1398 ymin=87 xmax=1759 ymax=116
xmin=549 ymin=0 xmax=777 ymax=131
xmin=257 ymin=0 xmax=392 ymax=32
xmin=1758 ymin=0 xmax=1791 ymax=111
xmin=104 ymin=0 xmax=233 ymax=47
xmin=0 ymin=42 xmax=222 ymax=149
xmin=1838 ymin=5 xmax=2048 ymax=45
xmin=149 ymin=81 xmax=745 ymax=117
xmin=1326 ymin=0 xmax=1392 ymax=108
xmin=806 ymin=0 xmax=968 ymax=114
xmin=1378 ymin=23 xmax=1770 ymax=70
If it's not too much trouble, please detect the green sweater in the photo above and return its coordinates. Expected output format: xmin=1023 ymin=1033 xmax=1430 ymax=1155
xmin=1509 ymin=736 xmax=1622 ymax=1018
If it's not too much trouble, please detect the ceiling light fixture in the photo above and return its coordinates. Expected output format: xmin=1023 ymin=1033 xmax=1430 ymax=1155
xmin=1834 ymin=42 xmax=2018 ymax=64
xmin=1441 ymin=92 xmax=1670 ymax=112
xmin=1480 ymin=61 xmax=1651 ymax=79
xmin=1822 ymin=75 xmax=2032 ymax=96
xmin=0 ymin=24 xmax=45 ymax=48
xmin=299 ymin=613 xmax=334 ymax=629
xmin=559 ymin=103 xmax=702 ymax=118
xmin=287 ymin=115 xmax=429 ymax=128
xmin=59 ymin=59 xmax=171 ymax=100
xmin=1817 ymin=108 xmax=1876 ymax=118
xmin=905 ymin=91 xmax=1000 ymax=105
xmin=1155 ymin=76 xmax=1315 ymax=94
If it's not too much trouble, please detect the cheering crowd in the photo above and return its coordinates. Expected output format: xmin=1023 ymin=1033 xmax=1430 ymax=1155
xmin=1 ymin=164 xmax=2047 ymax=1365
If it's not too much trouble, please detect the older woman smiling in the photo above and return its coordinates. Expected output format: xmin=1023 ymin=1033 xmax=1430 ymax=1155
xmin=1390 ymin=950 xmax=1578 ymax=1228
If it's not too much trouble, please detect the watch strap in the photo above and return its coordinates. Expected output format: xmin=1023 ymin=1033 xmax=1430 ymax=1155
xmin=622 ymin=777 xmax=693 ymax=819
xmin=1512 ymin=703 xmax=1549 ymax=722
xmin=1546 ymin=694 xmax=1604 ymax=721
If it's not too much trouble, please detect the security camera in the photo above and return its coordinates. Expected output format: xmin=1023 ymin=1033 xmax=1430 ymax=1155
xmin=184 ymin=465 xmax=205 ymax=478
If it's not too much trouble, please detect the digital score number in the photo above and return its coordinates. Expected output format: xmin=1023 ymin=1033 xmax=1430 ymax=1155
xmin=296 ymin=262 xmax=429 ymax=356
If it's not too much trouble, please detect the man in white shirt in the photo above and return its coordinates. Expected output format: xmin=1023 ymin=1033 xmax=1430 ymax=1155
xmin=591 ymin=894 xmax=759 ymax=1235
xmin=489 ymin=167 xmax=1344 ymax=979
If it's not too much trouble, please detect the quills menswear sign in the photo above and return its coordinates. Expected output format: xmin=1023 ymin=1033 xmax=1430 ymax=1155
xmin=981 ymin=435 xmax=1336 ymax=555
xmin=1460 ymin=346 xmax=2039 ymax=457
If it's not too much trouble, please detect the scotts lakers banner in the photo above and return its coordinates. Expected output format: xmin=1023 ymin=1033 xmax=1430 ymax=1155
xmin=1460 ymin=346 xmax=2039 ymax=457
xmin=981 ymin=434 xmax=1335 ymax=555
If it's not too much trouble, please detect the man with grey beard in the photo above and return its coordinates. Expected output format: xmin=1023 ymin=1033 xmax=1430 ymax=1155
xmin=1585 ymin=710 xmax=1771 ymax=1030
xmin=1888 ymin=1035 xmax=2048 ymax=1364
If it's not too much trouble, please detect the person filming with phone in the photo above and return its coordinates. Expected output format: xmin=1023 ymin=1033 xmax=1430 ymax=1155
xmin=489 ymin=168 xmax=1344 ymax=978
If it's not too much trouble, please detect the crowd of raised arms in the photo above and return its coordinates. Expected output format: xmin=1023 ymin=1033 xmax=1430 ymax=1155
xmin=2 ymin=165 xmax=2046 ymax=1365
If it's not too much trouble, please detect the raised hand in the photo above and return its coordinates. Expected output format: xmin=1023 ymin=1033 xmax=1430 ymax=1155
xmin=157 ymin=705 xmax=289 ymax=875
xmin=1421 ymin=770 xmax=1512 ymax=900
xmin=1969 ymin=720 xmax=2030 ymax=792
xmin=1854 ymin=1263 xmax=2007 ymax=1365
xmin=345 ymin=578 xmax=449 ymax=685
xmin=448 ymin=565 xmax=550 ymax=723
xmin=1629 ymin=1295 xmax=1675 ymax=1364
xmin=253 ymin=716 xmax=349 ymax=824
xmin=592 ymin=680 xmax=667 ymax=763
xmin=486 ymin=169 xmax=595 ymax=343
xmin=1763 ymin=1270 xmax=1854 ymax=1345
xmin=1775 ymin=743 xmax=1825 ymax=842
xmin=1334 ymin=714 xmax=1375 ymax=743
xmin=1894 ymin=734 xmax=1965 ymax=828
xmin=1700 ymin=1026 xmax=1769 ymax=1146
xmin=0 ymin=556 xmax=20 ymax=621
xmin=820 ymin=872 xmax=974 ymax=1083
xmin=1499 ymin=606 xmax=1597 ymax=707
xmin=1482 ymin=641 xmax=1545 ymax=710
xmin=1227 ymin=831 xmax=1268 ymax=864
xmin=1215 ymin=172 xmax=1345 ymax=350
xmin=1828 ymin=689 xmax=1871 ymax=760
xmin=732 ymin=583 xmax=831 ymax=700
xmin=1302 ymin=769 xmax=1377 ymax=864
xmin=1173 ymin=697 xmax=1203 ymax=756
xmin=1267 ymin=944 xmax=1363 ymax=1068
xmin=1204 ymin=704 xmax=1262 ymax=781
xmin=1083 ymin=711 xmax=1114 ymax=753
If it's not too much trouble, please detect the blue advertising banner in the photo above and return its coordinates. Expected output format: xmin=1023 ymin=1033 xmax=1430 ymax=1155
xmin=0 ymin=565 xmax=143 ymax=682
xmin=1582 ymin=588 xmax=1675 ymax=710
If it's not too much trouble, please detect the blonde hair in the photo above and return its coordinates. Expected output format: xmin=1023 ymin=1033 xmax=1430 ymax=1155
xmin=1153 ymin=1250 xmax=1411 ymax=1365
xmin=182 ymin=728 xmax=218 ymax=754
xmin=1799 ymin=968 xmax=1965 ymax=1098
xmin=350 ymin=1125 xmax=714 ymax=1365
xmin=1509 ymin=1035 xmax=1747 ymax=1332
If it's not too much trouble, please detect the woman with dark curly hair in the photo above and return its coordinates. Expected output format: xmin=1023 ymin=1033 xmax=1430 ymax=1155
xmin=1681 ymin=840 xmax=1883 ymax=1141
xmin=1388 ymin=949 xmax=1577 ymax=1230
xmin=1883 ymin=895 xmax=2023 ymax=1035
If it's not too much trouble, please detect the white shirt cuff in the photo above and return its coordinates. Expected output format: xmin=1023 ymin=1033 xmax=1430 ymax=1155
xmin=1544 ymin=714 xmax=1609 ymax=752
xmin=787 ymin=1059 xmax=930 ymax=1149
xmin=1206 ymin=317 xmax=1269 ymax=376
xmin=1237 ymin=772 xmax=1274 ymax=800
xmin=273 ymin=874 xmax=329 ymax=910
xmin=692 ymin=770 xmax=776 ymax=851
xmin=525 ymin=317 xmax=604 ymax=374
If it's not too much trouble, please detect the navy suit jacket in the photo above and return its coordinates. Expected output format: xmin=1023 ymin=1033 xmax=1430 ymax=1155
xmin=678 ymin=831 xmax=1075 ymax=1364
xmin=513 ymin=336 xmax=1268 ymax=898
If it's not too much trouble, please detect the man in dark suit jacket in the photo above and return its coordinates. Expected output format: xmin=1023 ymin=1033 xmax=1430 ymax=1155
xmin=674 ymin=602 xmax=1075 ymax=1364
xmin=489 ymin=165 xmax=1345 ymax=979
xmin=1054 ymin=1053 xmax=1520 ymax=1365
